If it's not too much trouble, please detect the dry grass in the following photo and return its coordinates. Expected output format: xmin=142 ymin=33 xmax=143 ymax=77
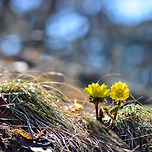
xmin=0 ymin=70 xmax=151 ymax=152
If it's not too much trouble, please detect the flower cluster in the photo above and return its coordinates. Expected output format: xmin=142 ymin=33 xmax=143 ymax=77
xmin=84 ymin=81 xmax=130 ymax=121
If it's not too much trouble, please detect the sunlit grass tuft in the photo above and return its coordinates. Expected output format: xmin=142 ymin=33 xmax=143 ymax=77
xmin=0 ymin=70 xmax=132 ymax=152
xmin=0 ymin=71 xmax=152 ymax=151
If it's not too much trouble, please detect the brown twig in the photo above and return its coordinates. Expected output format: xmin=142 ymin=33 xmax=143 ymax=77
xmin=94 ymin=102 xmax=99 ymax=120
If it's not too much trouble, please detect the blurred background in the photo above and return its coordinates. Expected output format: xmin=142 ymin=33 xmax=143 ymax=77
xmin=0 ymin=0 xmax=152 ymax=103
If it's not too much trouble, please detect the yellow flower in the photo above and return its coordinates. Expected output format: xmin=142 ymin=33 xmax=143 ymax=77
xmin=84 ymin=83 xmax=110 ymax=120
xmin=84 ymin=83 xmax=110 ymax=98
xmin=110 ymin=81 xmax=129 ymax=101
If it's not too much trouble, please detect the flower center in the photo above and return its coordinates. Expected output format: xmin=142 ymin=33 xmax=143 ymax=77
xmin=116 ymin=89 xmax=123 ymax=97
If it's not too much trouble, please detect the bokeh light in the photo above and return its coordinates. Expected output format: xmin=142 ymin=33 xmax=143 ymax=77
xmin=45 ymin=10 xmax=90 ymax=41
xmin=0 ymin=0 xmax=4 ymax=12
xmin=9 ymin=0 xmax=42 ymax=15
xmin=83 ymin=37 xmax=105 ymax=54
xmin=103 ymin=0 xmax=152 ymax=25
xmin=82 ymin=0 xmax=102 ymax=16
xmin=123 ymin=45 xmax=145 ymax=65
xmin=31 ymin=30 xmax=43 ymax=41
xmin=0 ymin=34 xmax=22 ymax=56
